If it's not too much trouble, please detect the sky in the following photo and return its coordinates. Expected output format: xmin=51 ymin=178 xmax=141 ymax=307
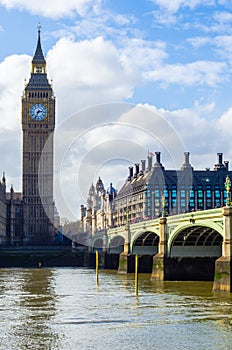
xmin=1 ymin=0 xmax=232 ymax=221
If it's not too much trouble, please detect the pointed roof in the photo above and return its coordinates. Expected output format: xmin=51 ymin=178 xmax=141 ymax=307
xmin=32 ymin=23 xmax=46 ymax=65
xmin=25 ymin=24 xmax=51 ymax=91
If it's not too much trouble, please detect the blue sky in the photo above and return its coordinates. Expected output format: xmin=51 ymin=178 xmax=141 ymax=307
xmin=1 ymin=0 xmax=232 ymax=220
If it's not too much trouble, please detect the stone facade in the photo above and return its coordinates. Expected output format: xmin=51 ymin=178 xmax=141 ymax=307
xmin=81 ymin=152 xmax=232 ymax=233
xmin=80 ymin=178 xmax=117 ymax=233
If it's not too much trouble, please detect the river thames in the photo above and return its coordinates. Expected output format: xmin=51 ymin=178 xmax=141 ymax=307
xmin=0 ymin=268 xmax=232 ymax=350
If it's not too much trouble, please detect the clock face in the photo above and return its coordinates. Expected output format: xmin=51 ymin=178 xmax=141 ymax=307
xmin=30 ymin=103 xmax=47 ymax=121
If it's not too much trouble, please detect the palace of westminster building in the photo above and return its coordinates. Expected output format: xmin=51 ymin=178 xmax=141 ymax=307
xmin=80 ymin=152 xmax=232 ymax=234
xmin=0 ymin=27 xmax=231 ymax=244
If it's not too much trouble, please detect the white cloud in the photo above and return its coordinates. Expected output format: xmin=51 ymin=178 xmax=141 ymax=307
xmin=53 ymin=103 xmax=187 ymax=219
xmin=63 ymin=11 xmax=138 ymax=41
xmin=144 ymin=61 xmax=227 ymax=86
xmin=143 ymin=101 xmax=228 ymax=170
xmin=150 ymin=0 xmax=214 ymax=13
xmin=187 ymin=35 xmax=232 ymax=64
xmin=213 ymin=35 xmax=232 ymax=61
xmin=152 ymin=10 xmax=178 ymax=26
xmin=120 ymin=38 xmax=167 ymax=72
xmin=182 ymin=9 xmax=232 ymax=34
xmin=187 ymin=36 xmax=211 ymax=48
xmin=0 ymin=0 xmax=101 ymax=18
xmin=0 ymin=54 xmax=30 ymax=131
xmin=213 ymin=11 xmax=232 ymax=23
xmin=217 ymin=107 xmax=232 ymax=145
xmin=46 ymin=36 xmax=138 ymax=119
xmin=0 ymin=54 xmax=30 ymax=191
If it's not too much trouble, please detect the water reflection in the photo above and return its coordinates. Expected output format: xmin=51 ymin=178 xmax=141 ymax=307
xmin=0 ymin=268 xmax=60 ymax=350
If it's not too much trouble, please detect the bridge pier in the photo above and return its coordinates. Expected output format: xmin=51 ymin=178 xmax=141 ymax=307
xmin=118 ymin=224 xmax=134 ymax=273
xmin=213 ymin=207 xmax=232 ymax=292
xmin=151 ymin=217 xmax=168 ymax=280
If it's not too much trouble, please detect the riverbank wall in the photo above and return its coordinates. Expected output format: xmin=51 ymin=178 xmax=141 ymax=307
xmin=0 ymin=248 xmax=218 ymax=284
xmin=0 ymin=246 xmax=85 ymax=268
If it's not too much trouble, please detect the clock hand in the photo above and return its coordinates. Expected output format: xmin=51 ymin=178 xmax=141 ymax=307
xmin=36 ymin=109 xmax=42 ymax=115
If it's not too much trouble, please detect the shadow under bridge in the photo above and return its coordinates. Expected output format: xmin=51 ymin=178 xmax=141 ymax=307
xmin=132 ymin=231 xmax=159 ymax=255
xmin=167 ymin=225 xmax=223 ymax=281
xmin=109 ymin=236 xmax=125 ymax=254
xmin=170 ymin=225 xmax=223 ymax=258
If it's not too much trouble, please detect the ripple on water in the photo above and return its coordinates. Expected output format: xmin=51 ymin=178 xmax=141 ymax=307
xmin=0 ymin=268 xmax=232 ymax=350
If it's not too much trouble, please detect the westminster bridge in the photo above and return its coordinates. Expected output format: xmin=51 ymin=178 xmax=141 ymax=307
xmin=90 ymin=206 xmax=232 ymax=292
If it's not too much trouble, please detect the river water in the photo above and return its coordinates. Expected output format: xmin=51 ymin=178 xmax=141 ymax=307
xmin=0 ymin=268 xmax=232 ymax=350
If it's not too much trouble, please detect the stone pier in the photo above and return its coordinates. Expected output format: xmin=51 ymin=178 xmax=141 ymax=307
xmin=213 ymin=206 xmax=232 ymax=292
xmin=151 ymin=217 xmax=167 ymax=280
xmin=118 ymin=224 xmax=134 ymax=273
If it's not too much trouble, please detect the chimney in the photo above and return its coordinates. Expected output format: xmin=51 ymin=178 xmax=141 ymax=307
xmin=184 ymin=152 xmax=190 ymax=165
xmin=180 ymin=151 xmax=193 ymax=170
xmin=128 ymin=166 xmax=133 ymax=181
xmin=134 ymin=163 xmax=139 ymax=178
xmin=218 ymin=153 xmax=223 ymax=165
xmin=214 ymin=153 xmax=224 ymax=170
xmin=141 ymin=160 xmax=146 ymax=173
xmin=224 ymin=161 xmax=229 ymax=170
xmin=153 ymin=151 xmax=165 ymax=169
xmin=155 ymin=151 xmax=161 ymax=164
xmin=147 ymin=156 xmax=152 ymax=171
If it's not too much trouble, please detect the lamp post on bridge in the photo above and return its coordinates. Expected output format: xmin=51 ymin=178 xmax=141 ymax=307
xmin=161 ymin=195 xmax=166 ymax=218
xmin=225 ymin=175 xmax=231 ymax=207
xmin=124 ymin=206 xmax=131 ymax=255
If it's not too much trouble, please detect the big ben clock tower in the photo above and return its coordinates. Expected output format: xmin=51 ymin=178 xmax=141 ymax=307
xmin=22 ymin=25 xmax=55 ymax=244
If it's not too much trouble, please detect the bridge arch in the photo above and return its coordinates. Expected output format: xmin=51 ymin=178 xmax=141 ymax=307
xmin=132 ymin=230 xmax=159 ymax=255
xmin=93 ymin=238 xmax=103 ymax=252
xmin=169 ymin=223 xmax=223 ymax=258
xmin=108 ymin=235 xmax=125 ymax=254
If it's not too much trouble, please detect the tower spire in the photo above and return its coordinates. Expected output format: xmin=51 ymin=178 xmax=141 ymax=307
xmin=31 ymin=24 xmax=46 ymax=73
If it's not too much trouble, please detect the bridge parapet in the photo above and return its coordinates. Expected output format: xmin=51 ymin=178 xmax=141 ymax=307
xmin=107 ymin=226 xmax=126 ymax=237
xmin=166 ymin=208 xmax=223 ymax=225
